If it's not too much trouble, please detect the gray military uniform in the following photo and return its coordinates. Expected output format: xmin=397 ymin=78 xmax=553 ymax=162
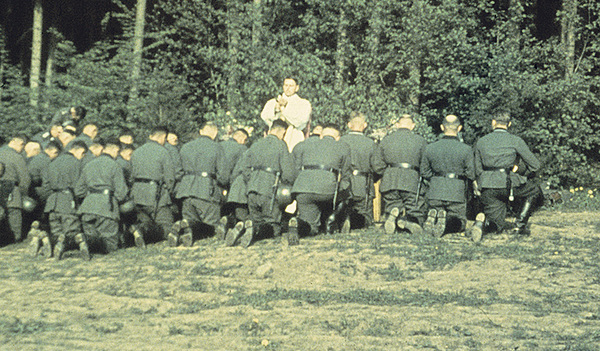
xmin=42 ymin=153 xmax=82 ymax=246
xmin=292 ymin=136 xmax=351 ymax=235
xmin=176 ymin=136 xmax=228 ymax=232
xmin=130 ymin=140 xmax=175 ymax=240
xmin=421 ymin=135 xmax=475 ymax=231
xmin=243 ymin=135 xmax=294 ymax=236
xmin=339 ymin=131 xmax=376 ymax=227
xmin=372 ymin=128 xmax=428 ymax=224
xmin=474 ymin=128 xmax=541 ymax=231
xmin=0 ymin=146 xmax=31 ymax=242
xmin=76 ymin=154 xmax=128 ymax=253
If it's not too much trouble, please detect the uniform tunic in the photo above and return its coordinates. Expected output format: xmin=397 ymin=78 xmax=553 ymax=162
xmin=291 ymin=136 xmax=351 ymax=234
xmin=176 ymin=136 xmax=227 ymax=228
xmin=421 ymin=135 xmax=475 ymax=230
xmin=0 ymin=146 xmax=30 ymax=241
xmin=130 ymin=140 xmax=175 ymax=239
xmin=340 ymin=131 xmax=377 ymax=226
xmin=42 ymin=153 xmax=82 ymax=243
xmin=243 ymin=134 xmax=294 ymax=232
xmin=474 ymin=128 xmax=541 ymax=230
xmin=372 ymin=128 xmax=427 ymax=223
xmin=76 ymin=154 xmax=128 ymax=252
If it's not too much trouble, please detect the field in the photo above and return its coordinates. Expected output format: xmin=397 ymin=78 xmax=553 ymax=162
xmin=1 ymin=210 xmax=599 ymax=351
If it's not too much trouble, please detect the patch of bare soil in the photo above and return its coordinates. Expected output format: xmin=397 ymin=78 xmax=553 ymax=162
xmin=0 ymin=210 xmax=599 ymax=350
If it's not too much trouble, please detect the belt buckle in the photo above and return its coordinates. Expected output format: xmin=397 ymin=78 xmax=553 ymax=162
xmin=201 ymin=172 xmax=208 ymax=177
xmin=352 ymin=170 xmax=360 ymax=176
xmin=103 ymin=189 xmax=110 ymax=195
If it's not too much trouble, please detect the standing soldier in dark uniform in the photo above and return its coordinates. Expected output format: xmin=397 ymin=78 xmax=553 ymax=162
xmin=76 ymin=138 xmax=128 ymax=255
xmin=130 ymin=126 xmax=175 ymax=248
xmin=421 ymin=115 xmax=475 ymax=237
xmin=233 ymin=119 xmax=294 ymax=247
xmin=0 ymin=134 xmax=31 ymax=243
xmin=218 ymin=128 xmax=249 ymax=239
xmin=339 ymin=112 xmax=377 ymax=231
xmin=170 ymin=122 xmax=228 ymax=247
xmin=372 ymin=115 xmax=427 ymax=235
xmin=472 ymin=111 xmax=542 ymax=241
xmin=288 ymin=123 xmax=351 ymax=245
xmin=40 ymin=140 xmax=88 ymax=260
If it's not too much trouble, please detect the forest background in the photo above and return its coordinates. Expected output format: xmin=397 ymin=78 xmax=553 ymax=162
xmin=0 ymin=0 xmax=599 ymax=187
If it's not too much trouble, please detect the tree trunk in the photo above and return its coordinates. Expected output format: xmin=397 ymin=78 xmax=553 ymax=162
xmin=0 ymin=26 xmax=6 ymax=100
xmin=334 ymin=4 xmax=348 ymax=94
xmin=508 ymin=0 xmax=523 ymax=49
xmin=227 ymin=0 xmax=241 ymax=115
xmin=366 ymin=0 xmax=383 ymax=95
xmin=561 ymin=0 xmax=577 ymax=79
xmin=129 ymin=0 xmax=147 ymax=102
xmin=30 ymin=0 xmax=43 ymax=107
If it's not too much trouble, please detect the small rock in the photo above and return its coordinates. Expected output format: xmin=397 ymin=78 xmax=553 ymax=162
xmin=255 ymin=262 xmax=274 ymax=278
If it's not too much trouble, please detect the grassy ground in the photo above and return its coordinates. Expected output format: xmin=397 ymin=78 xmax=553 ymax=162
xmin=0 ymin=210 xmax=599 ymax=350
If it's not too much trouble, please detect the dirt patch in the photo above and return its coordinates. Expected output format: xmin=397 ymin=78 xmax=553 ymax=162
xmin=1 ymin=210 xmax=599 ymax=350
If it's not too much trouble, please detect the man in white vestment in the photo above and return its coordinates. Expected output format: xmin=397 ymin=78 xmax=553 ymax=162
xmin=260 ymin=77 xmax=312 ymax=152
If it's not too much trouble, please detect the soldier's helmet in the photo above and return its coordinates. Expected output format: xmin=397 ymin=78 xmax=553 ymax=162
xmin=276 ymin=184 xmax=293 ymax=208
xmin=22 ymin=196 xmax=38 ymax=213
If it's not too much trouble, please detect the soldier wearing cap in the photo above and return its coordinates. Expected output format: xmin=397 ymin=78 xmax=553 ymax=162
xmin=421 ymin=115 xmax=475 ymax=237
xmin=339 ymin=112 xmax=377 ymax=231
xmin=170 ymin=121 xmax=228 ymax=247
xmin=372 ymin=114 xmax=428 ymax=235
xmin=287 ymin=123 xmax=351 ymax=245
xmin=39 ymin=140 xmax=88 ymax=260
xmin=471 ymin=111 xmax=542 ymax=241
xmin=76 ymin=138 xmax=128 ymax=256
xmin=229 ymin=119 xmax=294 ymax=247
xmin=129 ymin=126 xmax=175 ymax=247
xmin=0 ymin=134 xmax=31 ymax=243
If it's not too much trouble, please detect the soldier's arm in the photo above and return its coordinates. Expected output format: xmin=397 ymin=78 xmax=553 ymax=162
xmin=464 ymin=148 xmax=476 ymax=180
xmin=473 ymin=142 xmax=483 ymax=178
xmin=516 ymin=138 xmax=540 ymax=174
xmin=280 ymin=146 xmax=295 ymax=185
xmin=161 ymin=150 xmax=176 ymax=192
xmin=14 ymin=155 xmax=31 ymax=195
xmin=215 ymin=144 xmax=229 ymax=187
xmin=371 ymin=143 xmax=387 ymax=176
xmin=420 ymin=150 xmax=433 ymax=180
xmin=113 ymin=164 xmax=128 ymax=202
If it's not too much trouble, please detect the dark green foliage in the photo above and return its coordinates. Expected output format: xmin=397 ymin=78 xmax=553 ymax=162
xmin=2 ymin=0 xmax=600 ymax=184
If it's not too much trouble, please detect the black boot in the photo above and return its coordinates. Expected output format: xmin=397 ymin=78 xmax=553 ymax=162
xmin=513 ymin=199 xmax=533 ymax=236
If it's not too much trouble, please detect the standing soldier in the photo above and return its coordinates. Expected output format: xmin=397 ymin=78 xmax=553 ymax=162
xmin=339 ymin=112 xmax=377 ymax=231
xmin=130 ymin=126 xmax=175 ymax=247
xmin=170 ymin=122 xmax=228 ymax=247
xmin=261 ymin=77 xmax=312 ymax=152
xmin=472 ymin=111 xmax=542 ymax=241
xmin=234 ymin=119 xmax=294 ymax=247
xmin=40 ymin=140 xmax=88 ymax=260
xmin=0 ymin=134 xmax=31 ymax=243
xmin=421 ymin=115 xmax=475 ymax=237
xmin=288 ymin=123 xmax=351 ymax=245
xmin=372 ymin=114 xmax=427 ymax=235
xmin=76 ymin=138 xmax=128 ymax=255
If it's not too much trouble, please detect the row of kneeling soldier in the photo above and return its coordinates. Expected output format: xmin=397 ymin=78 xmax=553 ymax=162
xmin=0 ymin=110 xmax=543 ymax=261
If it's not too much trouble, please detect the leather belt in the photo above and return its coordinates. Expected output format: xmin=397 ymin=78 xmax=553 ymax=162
xmin=185 ymin=171 xmax=216 ymax=179
xmin=302 ymin=165 xmax=339 ymax=174
xmin=134 ymin=178 xmax=158 ymax=184
xmin=434 ymin=173 xmax=467 ymax=180
xmin=251 ymin=166 xmax=280 ymax=175
xmin=389 ymin=162 xmax=419 ymax=172
xmin=352 ymin=169 xmax=369 ymax=177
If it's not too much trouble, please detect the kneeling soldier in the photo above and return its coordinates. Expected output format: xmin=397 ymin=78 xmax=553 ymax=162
xmin=40 ymin=140 xmax=88 ymax=260
xmin=421 ymin=115 xmax=475 ymax=237
xmin=75 ymin=138 xmax=128 ymax=255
